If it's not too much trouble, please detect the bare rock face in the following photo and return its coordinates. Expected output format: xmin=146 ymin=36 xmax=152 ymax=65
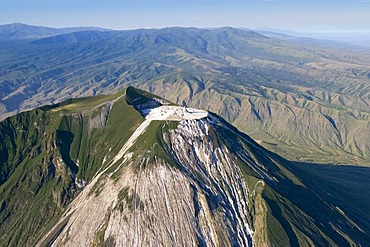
xmin=39 ymin=115 xmax=254 ymax=247
xmin=165 ymin=119 xmax=253 ymax=246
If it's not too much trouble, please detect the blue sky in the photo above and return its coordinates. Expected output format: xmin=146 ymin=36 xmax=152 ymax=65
xmin=1 ymin=0 xmax=369 ymax=32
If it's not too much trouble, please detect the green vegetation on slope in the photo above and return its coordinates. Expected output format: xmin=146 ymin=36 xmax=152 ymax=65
xmin=0 ymin=88 xmax=144 ymax=246
xmin=0 ymin=109 xmax=77 ymax=246
xmin=128 ymin=120 xmax=180 ymax=169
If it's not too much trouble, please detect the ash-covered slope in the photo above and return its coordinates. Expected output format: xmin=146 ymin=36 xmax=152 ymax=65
xmin=39 ymin=119 xmax=254 ymax=246
xmin=1 ymin=87 xmax=369 ymax=246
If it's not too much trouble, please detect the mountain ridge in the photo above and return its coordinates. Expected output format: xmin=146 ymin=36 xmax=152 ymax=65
xmin=0 ymin=23 xmax=110 ymax=40
xmin=1 ymin=24 xmax=370 ymax=167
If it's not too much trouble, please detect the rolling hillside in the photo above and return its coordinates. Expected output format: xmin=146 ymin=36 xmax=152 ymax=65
xmin=1 ymin=25 xmax=370 ymax=166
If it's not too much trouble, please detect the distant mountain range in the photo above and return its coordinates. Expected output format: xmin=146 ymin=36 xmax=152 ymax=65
xmin=0 ymin=23 xmax=370 ymax=168
xmin=1 ymin=88 xmax=369 ymax=246
xmin=3 ymin=23 xmax=369 ymax=47
xmin=256 ymin=27 xmax=370 ymax=48
xmin=0 ymin=23 xmax=109 ymax=40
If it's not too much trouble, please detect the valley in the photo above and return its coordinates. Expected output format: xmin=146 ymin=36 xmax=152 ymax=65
xmin=1 ymin=24 xmax=370 ymax=166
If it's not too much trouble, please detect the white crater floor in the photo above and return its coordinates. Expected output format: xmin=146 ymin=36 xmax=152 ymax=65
xmin=143 ymin=106 xmax=209 ymax=121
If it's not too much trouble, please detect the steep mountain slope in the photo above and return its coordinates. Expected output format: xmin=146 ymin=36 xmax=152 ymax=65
xmin=1 ymin=88 xmax=369 ymax=246
xmin=0 ymin=89 xmax=144 ymax=246
xmin=1 ymin=26 xmax=370 ymax=166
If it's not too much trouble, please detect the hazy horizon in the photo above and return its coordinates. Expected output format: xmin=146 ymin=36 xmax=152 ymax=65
xmin=3 ymin=22 xmax=370 ymax=35
xmin=1 ymin=0 xmax=370 ymax=33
